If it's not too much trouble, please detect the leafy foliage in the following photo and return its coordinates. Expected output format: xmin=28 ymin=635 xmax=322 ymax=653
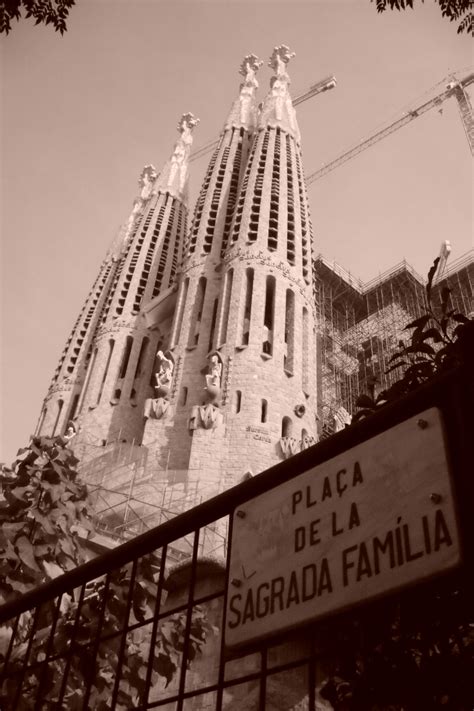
xmin=353 ymin=256 xmax=473 ymax=423
xmin=0 ymin=436 xmax=93 ymax=600
xmin=0 ymin=437 xmax=214 ymax=708
xmin=321 ymin=256 xmax=474 ymax=708
xmin=319 ymin=586 xmax=474 ymax=710
xmin=0 ymin=0 xmax=75 ymax=35
xmin=372 ymin=0 xmax=473 ymax=35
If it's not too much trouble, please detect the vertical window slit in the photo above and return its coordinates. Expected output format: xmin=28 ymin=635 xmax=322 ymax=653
xmin=52 ymin=399 xmax=64 ymax=436
xmin=219 ymin=269 xmax=233 ymax=346
xmin=262 ymin=275 xmax=275 ymax=356
xmin=284 ymin=289 xmax=295 ymax=374
xmin=119 ymin=336 xmax=133 ymax=379
xmin=189 ymin=277 xmax=207 ymax=346
xmin=97 ymin=339 xmax=115 ymax=404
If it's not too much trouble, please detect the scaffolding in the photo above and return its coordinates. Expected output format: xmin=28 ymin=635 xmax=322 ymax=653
xmin=70 ymin=430 xmax=229 ymax=559
xmin=315 ymin=252 xmax=473 ymax=438
xmin=72 ymin=251 xmax=472 ymax=542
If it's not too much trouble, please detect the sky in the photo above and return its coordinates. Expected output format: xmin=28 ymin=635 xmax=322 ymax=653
xmin=1 ymin=0 xmax=472 ymax=463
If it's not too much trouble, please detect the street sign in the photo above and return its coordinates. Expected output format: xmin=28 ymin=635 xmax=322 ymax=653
xmin=225 ymin=408 xmax=461 ymax=648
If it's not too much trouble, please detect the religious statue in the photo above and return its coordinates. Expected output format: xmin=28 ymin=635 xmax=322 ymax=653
xmin=265 ymin=45 xmax=298 ymax=134
xmin=64 ymin=421 xmax=77 ymax=443
xmin=154 ymin=350 xmax=174 ymax=399
xmin=168 ymin=112 xmax=200 ymax=191
xmin=205 ymin=354 xmax=222 ymax=390
xmin=138 ymin=164 xmax=158 ymax=200
xmin=238 ymin=54 xmax=263 ymax=124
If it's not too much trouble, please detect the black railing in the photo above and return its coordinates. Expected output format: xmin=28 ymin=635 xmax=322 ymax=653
xmin=0 ymin=350 xmax=473 ymax=710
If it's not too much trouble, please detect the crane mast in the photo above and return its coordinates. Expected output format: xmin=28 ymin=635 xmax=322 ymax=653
xmin=306 ymin=72 xmax=474 ymax=185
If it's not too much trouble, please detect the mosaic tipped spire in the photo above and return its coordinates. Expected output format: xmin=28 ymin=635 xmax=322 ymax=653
xmin=259 ymin=44 xmax=300 ymax=141
xmin=155 ymin=112 xmax=200 ymax=201
xmin=224 ymin=53 xmax=264 ymax=130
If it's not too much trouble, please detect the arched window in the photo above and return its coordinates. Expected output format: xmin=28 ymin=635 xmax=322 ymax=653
xmin=302 ymin=307 xmax=309 ymax=393
xmin=218 ymin=269 xmax=233 ymax=346
xmin=284 ymin=289 xmax=295 ymax=374
xmin=78 ymin=347 xmax=97 ymax=413
xmin=97 ymin=339 xmax=115 ymax=404
xmin=171 ymin=278 xmax=189 ymax=347
xmin=119 ymin=336 xmax=133 ymax=379
xmin=181 ymin=386 xmax=188 ymax=406
xmin=263 ymin=275 xmax=276 ymax=356
xmin=208 ymin=299 xmax=218 ymax=352
xmin=240 ymin=268 xmax=254 ymax=346
xmin=36 ymin=407 xmax=47 ymax=435
xmin=234 ymin=390 xmax=242 ymax=414
xmin=134 ymin=337 xmax=149 ymax=380
xmin=189 ymin=277 xmax=207 ymax=346
xmin=261 ymin=399 xmax=268 ymax=423
xmin=52 ymin=399 xmax=64 ymax=436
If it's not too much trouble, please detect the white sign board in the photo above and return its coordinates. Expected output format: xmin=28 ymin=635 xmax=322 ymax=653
xmin=225 ymin=408 xmax=461 ymax=648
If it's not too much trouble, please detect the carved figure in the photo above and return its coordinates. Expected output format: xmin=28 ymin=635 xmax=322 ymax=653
xmin=168 ymin=112 xmax=200 ymax=190
xmin=205 ymin=355 xmax=222 ymax=390
xmin=238 ymin=53 xmax=263 ymax=124
xmin=266 ymin=45 xmax=298 ymax=133
xmin=64 ymin=421 xmax=77 ymax=443
xmin=138 ymin=164 xmax=158 ymax=200
xmin=155 ymin=350 xmax=174 ymax=398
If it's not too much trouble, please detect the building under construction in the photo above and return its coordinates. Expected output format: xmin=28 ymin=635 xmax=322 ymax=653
xmin=315 ymin=249 xmax=474 ymax=438
xmin=34 ymin=49 xmax=473 ymax=553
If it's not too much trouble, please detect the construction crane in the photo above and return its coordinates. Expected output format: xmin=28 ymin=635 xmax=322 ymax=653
xmin=189 ymin=74 xmax=337 ymax=163
xmin=307 ymin=72 xmax=474 ymax=185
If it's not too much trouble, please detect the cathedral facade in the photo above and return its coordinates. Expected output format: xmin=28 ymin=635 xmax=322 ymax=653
xmin=36 ymin=47 xmax=320 ymax=514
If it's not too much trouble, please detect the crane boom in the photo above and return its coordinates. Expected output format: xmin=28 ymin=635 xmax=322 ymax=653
xmin=307 ymin=73 xmax=474 ymax=185
xmin=189 ymin=75 xmax=337 ymax=163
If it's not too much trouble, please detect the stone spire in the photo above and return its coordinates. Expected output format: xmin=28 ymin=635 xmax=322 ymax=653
xmin=155 ymin=112 xmax=199 ymax=202
xmin=224 ymin=53 xmax=264 ymax=131
xmin=258 ymin=45 xmax=300 ymax=142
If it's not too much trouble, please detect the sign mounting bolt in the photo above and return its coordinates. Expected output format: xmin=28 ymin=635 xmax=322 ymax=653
xmin=231 ymin=578 xmax=241 ymax=588
xmin=430 ymin=493 xmax=442 ymax=504
xmin=417 ymin=419 xmax=428 ymax=429
xmin=236 ymin=510 xmax=246 ymax=519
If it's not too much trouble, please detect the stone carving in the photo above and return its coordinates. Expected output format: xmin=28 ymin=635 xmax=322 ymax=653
xmin=222 ymin=355 xmax=232 ymax=405
xmin=64 ymin=421 xmax=77 ymax=443
xmin=189 ymin=404 xmax=223 ymax=431
xmin=138 ymin=164 xmax=158 ymax=200
xmin=279 ymin=436 xmax=300 ymax=459
xmin=154 ymin=350 xmax=174 ymax=398
xmin=204 ymin=353 xmax=223 ymax=404
xmin=238 ymin=54 xmax=263 ymax=125
xmin=294 ymin=403 xmax=306 ymax=418
xmin=144 ymin=397 xmax=171 ymax=420
xmin=224 ymin=246 xmax=307 ymax=295
xmin=167 ymin=112 xmax=200 ymax=194
xmin=300 ymin=434 xmax=317 ymax=450
xmin=260 ymin=45 xmax=299 ymax=139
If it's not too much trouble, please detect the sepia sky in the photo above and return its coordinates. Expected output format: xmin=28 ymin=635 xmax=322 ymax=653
xmin=1 ymin=0 xmax=472 ymax=462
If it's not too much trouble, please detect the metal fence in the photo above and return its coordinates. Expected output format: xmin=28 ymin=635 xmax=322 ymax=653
xmin=0 ymin=344 xmax=473 ymax=710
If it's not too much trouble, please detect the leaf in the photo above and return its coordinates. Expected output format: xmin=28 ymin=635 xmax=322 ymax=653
xmin=452 ymin=313 xmax=470 ymax=324
xmin=43 ymin=560 xmax=65 ymax=579
xmin=355 ymin=394 xmax=375 ymax=409
xmin=404 ymin=314 xmax=430 ymax=331
xmin=420 ymin=328 xmax=444 ymax=343
xmin=427 ymin=257 xmax=440 ymax=304
xmin=15 ymin=536 xmax=42 ymax=572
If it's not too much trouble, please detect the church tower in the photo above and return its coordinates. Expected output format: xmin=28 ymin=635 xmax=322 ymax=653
xmin=37 ymin=114 xmax=199 ymax=448
xmin=142 ymin=47 xmax=318 ymax=498
xmin=36 ymin=48 xmax=319 ymax=526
